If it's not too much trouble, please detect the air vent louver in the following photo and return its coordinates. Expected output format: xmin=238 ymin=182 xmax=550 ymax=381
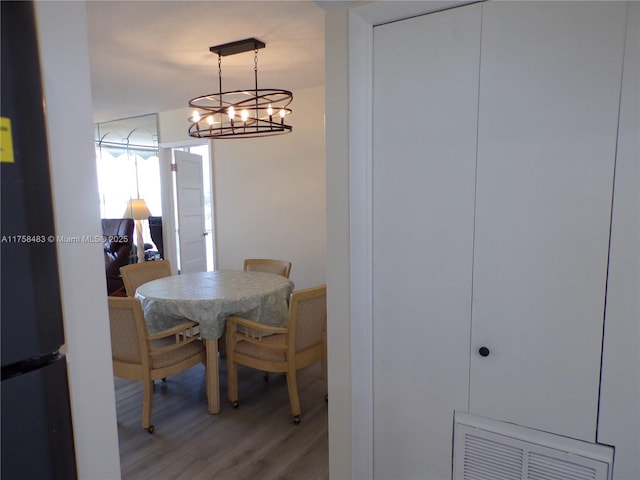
xmin=453 ymin=412 xmax=614 ymax=480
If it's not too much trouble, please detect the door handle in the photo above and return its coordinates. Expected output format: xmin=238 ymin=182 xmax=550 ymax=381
xmin=478 ymin=346 xmax=490 ymax=357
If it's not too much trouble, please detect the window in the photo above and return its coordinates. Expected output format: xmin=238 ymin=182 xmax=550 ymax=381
xmin=95 ymin=114 xmax=161 ymax=252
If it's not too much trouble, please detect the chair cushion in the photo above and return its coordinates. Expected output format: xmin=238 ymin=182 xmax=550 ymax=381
xmin=234 ymin=334 xmax=288 ymax=362
xmin=150 ymin=337 xmax=205 ymax=369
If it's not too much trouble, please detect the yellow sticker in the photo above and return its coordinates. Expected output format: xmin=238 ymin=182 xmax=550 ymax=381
xmin=1 ymin=117 xmax=15 ymax=163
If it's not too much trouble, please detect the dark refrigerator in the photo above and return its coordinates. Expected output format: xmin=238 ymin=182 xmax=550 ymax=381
xmin=1 ymin=2 xmax=78 ymax=478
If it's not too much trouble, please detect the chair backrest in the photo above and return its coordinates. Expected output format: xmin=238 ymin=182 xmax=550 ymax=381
xmin=148 ymin=216 xmax=164 ymax=259
xmin=107 ymin=296 xmax=149 ymax=365
xmin=102 ymin=218 xmax=134 ymax=250
xmin=120 ymin=259 xmax=172 ymax=297
xmin=243 ymin=258 xmax=292 ymax=278
xmin=288 ymin=285 xmax=327 ymax=352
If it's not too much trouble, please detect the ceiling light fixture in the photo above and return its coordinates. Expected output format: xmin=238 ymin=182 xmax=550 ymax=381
xmin=188 ymin=38 xmax=292 ymax=139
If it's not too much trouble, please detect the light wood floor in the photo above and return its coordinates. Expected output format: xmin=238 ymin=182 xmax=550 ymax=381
xmin=114 ymin=357 xmax=329 ymax=480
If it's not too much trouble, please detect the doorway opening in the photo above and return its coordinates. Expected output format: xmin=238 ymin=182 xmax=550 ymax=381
xmin=169 ymin=144 xmax=215 ymax=273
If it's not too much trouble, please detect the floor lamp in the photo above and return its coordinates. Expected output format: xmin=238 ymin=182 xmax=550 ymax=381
xmin=124 ymin=198 xmax=151 ymax=263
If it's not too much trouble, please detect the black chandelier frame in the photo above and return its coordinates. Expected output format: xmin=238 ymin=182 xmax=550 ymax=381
xmin=188 ymin=38 xmax=293 ymax=139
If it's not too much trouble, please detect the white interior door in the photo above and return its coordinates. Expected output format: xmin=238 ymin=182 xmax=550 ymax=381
xmin=372 ymin=5 xmax=481 ymax=479
xmin=174 ymin=150 xmax=207 ymax=274
xmin=470 ymin=2 xmax=628 ymax=442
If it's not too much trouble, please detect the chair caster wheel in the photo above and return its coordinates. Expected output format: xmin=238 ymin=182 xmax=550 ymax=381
xmin=147 ymin=425 xmax=155 ymax=434
xmin=293 ymin=416 xmax=301 ymax=425
xmin=232 ymin=401 xmax=239 ymax=409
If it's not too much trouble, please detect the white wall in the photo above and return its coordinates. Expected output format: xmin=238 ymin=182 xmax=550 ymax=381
xmin=325 ymin=6 xmax=353 ymax=479
xmin=159 ymin=87 xmax=327 ymax=290
xmin=158 ymin=108 xmax=203 ymax=146
xmin=213 ymin=86 xmax=326 ymax=289
xmin=34 ymin=2 xmax=121 ymax=478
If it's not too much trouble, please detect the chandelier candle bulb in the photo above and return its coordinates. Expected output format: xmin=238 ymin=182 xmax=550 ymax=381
xmin=192 ymin=110 xmax=201 ymax=130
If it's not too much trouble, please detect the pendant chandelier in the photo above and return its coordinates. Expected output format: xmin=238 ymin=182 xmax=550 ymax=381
xmin=188 ymin=38 xmax=292 ymax=139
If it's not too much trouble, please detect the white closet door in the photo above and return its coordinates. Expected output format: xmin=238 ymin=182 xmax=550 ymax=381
xmin=470 ymin=2 xmax=628 ymax=442
xmin=372 ymin=5 xmax=481 ymax=479
xmin=597 ymin=4 xmax=640 ymax=479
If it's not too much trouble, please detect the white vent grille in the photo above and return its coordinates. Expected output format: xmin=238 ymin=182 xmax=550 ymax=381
xmin=464 ymin=434 xmax=524 ymax=480
xmin=528 ymin=452 xmax=597 ymax=480
xmin=453 ymin=412 xmax=614 ymax=480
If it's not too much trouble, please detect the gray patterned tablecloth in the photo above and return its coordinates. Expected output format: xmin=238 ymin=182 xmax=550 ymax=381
xmin=135 ymin=270 xmax=294 ymax=339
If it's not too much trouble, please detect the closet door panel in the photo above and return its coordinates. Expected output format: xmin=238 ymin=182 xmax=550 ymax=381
xmin=470 ymin=2 xmax=628 ymax=442
xmin=597 ymin=4 xmax=640 ymax=478
xmin=372 ymin=5 xmax=481 ymax=479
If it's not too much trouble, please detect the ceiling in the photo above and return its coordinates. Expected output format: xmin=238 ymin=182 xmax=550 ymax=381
xmin=86 ymin=1 xmax=327 ymax=124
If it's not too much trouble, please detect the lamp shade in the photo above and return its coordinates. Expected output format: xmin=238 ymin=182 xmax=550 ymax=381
xmin=123 ymin=198 xmax=151 ymax=220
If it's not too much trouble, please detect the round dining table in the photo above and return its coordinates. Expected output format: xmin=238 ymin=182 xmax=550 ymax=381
xmin=135 ymin=270 xmax=294 ymax=414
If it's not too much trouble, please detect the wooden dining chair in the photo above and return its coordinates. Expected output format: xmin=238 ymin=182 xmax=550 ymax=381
xmin=243 ymin=258 xmax=292 ymax=278
xmin=107 ymin=296 xmax=206 ymax=433
xmin=120 ymin=259 xmax=172 ymax=297
xmin=235 ymin=259 xmax=292 ymax=362
xmin=225 ymin=284 xmax=327 ymax=424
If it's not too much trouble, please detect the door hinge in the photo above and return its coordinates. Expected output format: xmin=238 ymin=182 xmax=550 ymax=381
xmin=171 ymin=163 xmax=177 ymax=172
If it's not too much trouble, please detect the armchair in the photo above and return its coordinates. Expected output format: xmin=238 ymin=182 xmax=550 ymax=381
xmin=107 ymin=296 xmax=205 ymax=433
xmin=102 ymin=218 xmax=134 ymax=296
xmin=226 ymin=285 xmax=327 ymax=424
xmin=148 ymin=216 xmax=164 ymax=259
